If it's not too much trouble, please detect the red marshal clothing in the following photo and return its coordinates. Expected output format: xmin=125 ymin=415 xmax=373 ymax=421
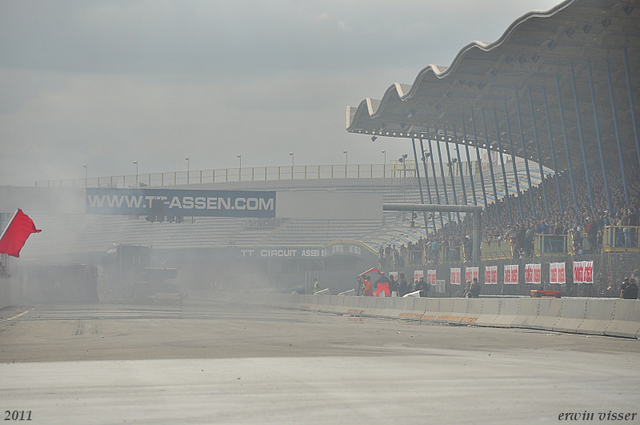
xmin=364 ymin=280 xmax=374 ymax=297
xmin=376 ymin=282 xmax=390 ymax=297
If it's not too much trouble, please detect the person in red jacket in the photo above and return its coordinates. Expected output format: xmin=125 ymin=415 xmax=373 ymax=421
xmin=363 ymin=275 xmax=374 ymax=297
xmin=375 ymin=272 xmax=391 ymax=297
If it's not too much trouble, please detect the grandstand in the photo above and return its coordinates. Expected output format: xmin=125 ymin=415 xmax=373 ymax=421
xmin=341 ymin=0 xmax=640 ymax=296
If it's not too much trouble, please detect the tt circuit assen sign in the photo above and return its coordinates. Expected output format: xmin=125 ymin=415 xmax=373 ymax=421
xmin=86 ymin=188 xmax=276 ymax=218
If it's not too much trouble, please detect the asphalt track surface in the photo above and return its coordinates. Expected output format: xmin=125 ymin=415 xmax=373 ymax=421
xmin=1 ymin=297 xmax=639 ymax=425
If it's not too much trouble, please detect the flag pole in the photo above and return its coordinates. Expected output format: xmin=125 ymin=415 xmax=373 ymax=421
xmin=0 ymin=209 xmax=20 ymax=244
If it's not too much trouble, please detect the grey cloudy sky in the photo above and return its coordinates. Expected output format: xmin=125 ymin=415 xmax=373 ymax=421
xmin=0 ymin=0 xmax=560 ymax=187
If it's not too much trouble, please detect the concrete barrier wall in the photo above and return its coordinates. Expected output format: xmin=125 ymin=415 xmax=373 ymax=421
xmin=387 ymin=297 xmax=406 ymax=319
xmin=420 ymin=299 xmax=438 ymax=321
xmin=346 ymin=296 xmax=365 ymax=316
xmin=362 ymin=297 xmax=380 ymax=317
xmin=238 ymin=293 xmax=640 ymax=339
xmin=137 ymin=291 xmax=640 ymax=339
xmin=530 ymin=298 xmax=563 ymax=331
xmin=373 ymin=297 xmax=394 ymax=319
xmin=512 ymin=298 xmax=540 ymax=328
xmin=463 ymin=299 xmax=483 ymax=323
xmin=578 ymin=298 xmax=615 ymax=335
xmin=398 ymin=297 xmax=417 ymax=320
xmin=553 ymin=298 xmax=587 ymax=333
xmin=606 ymin=300 xmax=640 ymax=339
xmin=413 ymin=298 xmax=427 ymax=320
xmin=445 ymin=298 xmax=479 ymax=324
xmin=475 ymin=298 xmax=501 ymax=327
xmin=434 ymin=299 xmax=454 ymax=323
xmin=493 ymin=299 xmax=519 ymax=328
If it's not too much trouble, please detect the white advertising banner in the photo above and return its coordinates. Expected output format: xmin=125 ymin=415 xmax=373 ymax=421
xmin=549 ymin=262 xmax=566 ymax=284
xmin=573 ymin=261 xmax=594 ymax=284
xmin=427 ymin=270 xmax=437 ymax=285
xmin=465 ymin=267 xmax=479 ymax=283
xmin=525 ymin=264 xmax=541 ymax=284
xmin=450 ymin=268 xmax=461 ymax=285
xmin=484 ymin=265 xmax=498 ymax=284
xmin=504 ymin=264 xmax=519 ymax=284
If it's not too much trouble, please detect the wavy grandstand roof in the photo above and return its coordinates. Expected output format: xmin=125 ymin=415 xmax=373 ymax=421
xmin=347 ymin=0 xmax=640 ymax=173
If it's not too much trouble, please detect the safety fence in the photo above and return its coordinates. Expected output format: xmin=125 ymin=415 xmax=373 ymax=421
xmin=199 ymin=291 xmax=640 ymax=339
xmin=603 ymin=226 xmax=640 ymax=252
xmin=34 ymin=159 xmax=485 ymax=188
xmin=380 ymin=227 xmax=640 ymax=267
xmin=481 ymin=240 xmax=512 ymax=260
xmin=378 ymin=246 xmax=465 ymax=268
xmin=478 ymin=226 xmax=640 ymax=261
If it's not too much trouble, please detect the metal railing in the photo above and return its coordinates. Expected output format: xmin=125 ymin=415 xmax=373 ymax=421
xmin=477 ymin=226 xmax=640 ymax=260
xmin=534 ymin=234 xmax=571 ymax=256
xmin=378 ymin=245 xmax=466 ymax=268
xmin=602 ymin=225 xmax=639 ymax=252
xmin=481 ymin=239 xmax=513 ymax=261
xmin=35 ymin=160 xmax=483 ymax=188
xmin=440 ymin=245 xmax=464 ymax=264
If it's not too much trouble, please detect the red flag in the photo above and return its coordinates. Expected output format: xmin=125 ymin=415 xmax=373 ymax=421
xmin=0 ymin=209 xmax=41 ymax=258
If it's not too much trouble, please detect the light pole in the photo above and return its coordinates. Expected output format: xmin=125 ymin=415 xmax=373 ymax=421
xmin=83 ymin=164 xmax=87 ymax=187
xmin=133 ymin=160 xmax=138 ymax=187
xmin=449 ymin=158 xmax=459 ymax=176
xmin=343 ymin=150 xmax=348 ymax=178
xmin=237 ymin=154 xmax=242 ymax=181
xmin=289 ymin=152 xmax=294 ymax=179
xmin=400 ymin=154 xmax=408 ymax=214
xmin=185 ymin=157 xmax=190 ymax=184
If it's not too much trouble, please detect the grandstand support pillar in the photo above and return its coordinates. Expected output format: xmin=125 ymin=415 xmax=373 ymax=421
xmin=470 ymin=106 xmax=490 ymax=222
xmin=606 ymin=58 xmax=629 ymax=206
xmin=542 ymin=86 xmax=563 ymax=215
xmin=411 ymin=138 xmax=430 ymax=230
xmin=514 ymin=84 xmax=536 ymax=218
xmin=443 ymin=125 xmax=461 ymax=224
xmin=461 ymin=112 xmax=478 ymax=207
xmin=570 ymin=63 xmax=595 ymax=212
xmin=587 ymin=61 xmax=612 ymax=212
xmin=623 ymin=47 xmax=640 ymax=178
xmin=383 ymin=203 xmax=482 ymax=262
xmin=426 ymin=128 xmax=444 ymax=228
xmin=419 ymin=138 xmax=437 ymax=230
xmin=452 ymin=124 xmax=468 ymax=207
xmin=472 ymin=207 xmax=481 ymax=263
xmin=527 ymin=87 xmax=550 ymax=216
xmin=481 ymin=108 xmax=500 ymax=225
xmin=492 ymin=107 xmax=513 ymax=224
xmin=555 ymin=75 xmax=579 ymax=213
xmin=434 ymin=124 xmax=452 ymax=224
xmin=503 ymin=97 xmax=524 ymax=220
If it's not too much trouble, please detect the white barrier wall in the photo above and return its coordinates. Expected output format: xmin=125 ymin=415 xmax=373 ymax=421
xmin=215 ymin=293 xmax=640 ymax=339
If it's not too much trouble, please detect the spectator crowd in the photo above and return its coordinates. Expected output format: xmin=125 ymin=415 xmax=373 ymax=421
xmin=378 ymin=158 xmax=640 ymax=266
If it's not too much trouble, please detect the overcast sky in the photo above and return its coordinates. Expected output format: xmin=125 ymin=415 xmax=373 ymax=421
xmin=0 ymin=0 xmax=561 ymax=187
